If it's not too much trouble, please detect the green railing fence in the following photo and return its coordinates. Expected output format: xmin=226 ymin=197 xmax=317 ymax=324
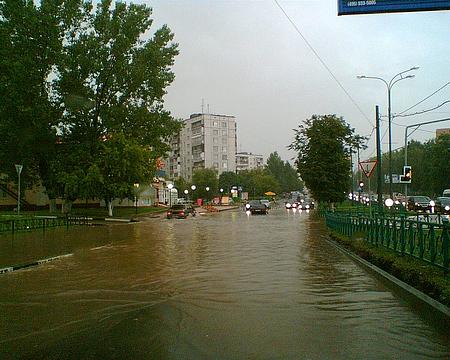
xmin=325 ymin=212 xmax=449 ymax=272
xmin=0 ymin=216 xmax=91 ymax=234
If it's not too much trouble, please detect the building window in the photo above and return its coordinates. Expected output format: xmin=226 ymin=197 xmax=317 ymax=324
xmin=213 ymin=138 xmax=218 ymax=144
xmin=222 ymin=137 xmax=227 ymax=145
xmin=222 ymin=162 xmax=228 ymax=169
xmin=221 ymin=122 xmax=227 ymax=128
xmin=222 ymin=129 xmax=227 ymax=136
xmin=213 ymin=146 xmax=219 ymax=152
xmin=213 ymin=162 xmax=219 ymax=168
xmin=213 ymin=130 xmax=219 ymax=136
xmin=222 ymin=154 xmax=227 ymax=160
xmin=213 ymin=154 xmax=219 ymax=160
xmin=213 ymin=121 xmax=219 ymax=127
xmin=222 ymin=146 xmax=227 ymax=153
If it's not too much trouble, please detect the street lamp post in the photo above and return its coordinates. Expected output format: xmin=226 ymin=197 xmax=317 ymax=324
xmin=205 ymin=186 xmax=210 ymax=203
xmin=15 ymin=164 xmax=23 ymax=215
xmin=133 ymin=182 xmax=139 ymax=214
xmin=184 ymin=189 xmax=189 ymax=202
xmin=191 ymin=185 xmax=196 ymax=204
xmin=357 ymin=67 xmax=418 ymax=199
xmin=167 ymin=183 xmax=174 ymax=206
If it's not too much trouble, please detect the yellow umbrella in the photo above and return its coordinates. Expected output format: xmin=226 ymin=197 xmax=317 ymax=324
xmin=264 ymin=191 xmax=276 ymax=196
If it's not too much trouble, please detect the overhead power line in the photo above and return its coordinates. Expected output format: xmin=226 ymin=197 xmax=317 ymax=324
xmin=273 ymin=0 xmax=374 ymax=128
xmin=398 ymin=81 xmax=450 ymax=115
xmin=395 ymin=100 xmax=450 ymax=118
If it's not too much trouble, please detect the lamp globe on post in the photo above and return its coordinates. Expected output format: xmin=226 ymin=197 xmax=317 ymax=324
xmin=205 ymin=186 xmax=210 ymax=203
xmin=167 ymin=183 xmax=174 ymax=206
xmin=191 ymin=185 xmax=196 ymax=204
xmin=133 ymin=182 xmax=140 ymax=214
xmin=184 ymin=189 xmax=189 ymax=202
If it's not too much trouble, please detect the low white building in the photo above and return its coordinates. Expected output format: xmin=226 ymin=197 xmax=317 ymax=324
xmin=236 ymin=152 xmax=264 ymax=173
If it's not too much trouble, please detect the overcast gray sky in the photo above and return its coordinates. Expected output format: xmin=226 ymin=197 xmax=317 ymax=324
xmin=141 ymin=0 xmax=450 ymax=164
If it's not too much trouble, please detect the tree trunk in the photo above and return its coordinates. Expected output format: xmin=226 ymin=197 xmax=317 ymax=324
xmin=62 ymin=200 xmax=72 ymax=214
xmin=49 ymin=199 xmax=57 ymax=213
xmin=106 ymin=200 xmax=114 ymax=217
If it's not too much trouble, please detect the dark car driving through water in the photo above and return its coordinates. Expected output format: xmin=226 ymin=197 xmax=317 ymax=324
xmin=167 ymin=204 xmax=196 ymax=219
xmin=245 ymin=200 xmax=268 ymax=215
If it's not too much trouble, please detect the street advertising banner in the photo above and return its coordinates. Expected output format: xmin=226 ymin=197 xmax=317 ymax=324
xmin=338 ymin=0 xmax=450 ymax=15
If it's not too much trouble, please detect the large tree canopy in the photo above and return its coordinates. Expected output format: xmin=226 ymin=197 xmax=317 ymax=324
xmin=0 ymin=0 xmax=181 ymax=214
xmin=290 ymin=114 xmax=364 ymax=204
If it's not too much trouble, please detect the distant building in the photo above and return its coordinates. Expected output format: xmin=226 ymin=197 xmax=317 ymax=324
xmin=166 ymin=113 xmax=237 ymax=181
xmin=236 ymin=152 xmax=264 ymax=173
xmin=436 ymin=128 xmax=450 ymax=138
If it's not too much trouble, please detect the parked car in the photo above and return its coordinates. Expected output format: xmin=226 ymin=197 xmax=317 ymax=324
xmin=435 ymin=197 xmax=450 ymax=214
xmin=245 ymin=200 xmax=268 ymax=215
xmin=407 ymin=196 xmax=432 ymax=212
xmin=167 ymin=204 xmax=196 ymax=219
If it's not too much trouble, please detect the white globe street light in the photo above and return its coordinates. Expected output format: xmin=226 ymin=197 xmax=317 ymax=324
xmin=167 ymin=183 xmax=174 ymax=206
xmin=385 ymin=198 xmax=394 ymax=208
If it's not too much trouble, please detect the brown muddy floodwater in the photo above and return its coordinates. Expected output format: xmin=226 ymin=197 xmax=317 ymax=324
xmin=0 ymin=208 xmax=449 ymax=359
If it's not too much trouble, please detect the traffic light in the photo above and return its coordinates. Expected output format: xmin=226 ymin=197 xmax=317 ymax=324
xmin=400 ymin=166 xmax=412 ymax=183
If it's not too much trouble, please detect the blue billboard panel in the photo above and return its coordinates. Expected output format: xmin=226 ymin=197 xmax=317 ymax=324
xmin=338 ymin=0 xmax=450 ymax=15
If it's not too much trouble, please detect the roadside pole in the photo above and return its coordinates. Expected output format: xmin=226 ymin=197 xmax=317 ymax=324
xmin=375 ymin=106 xmax=383 ymax=215
xmin=15 ymin=164 xmax=23 ymax=216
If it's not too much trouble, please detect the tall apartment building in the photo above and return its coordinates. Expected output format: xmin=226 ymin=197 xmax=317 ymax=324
xmin=166 ymin=113 xmax=237 ymax=181
xmin=236 ymin=152 xmax=264 ymax=173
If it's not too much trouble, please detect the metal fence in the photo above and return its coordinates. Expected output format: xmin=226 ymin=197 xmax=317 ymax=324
xmin=0 ymin=216 xmax=91 ymax=234
xmin=325 ymin=212 xmax=449 ymax=272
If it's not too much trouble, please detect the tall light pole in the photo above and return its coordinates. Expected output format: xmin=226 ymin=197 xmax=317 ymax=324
xmin=15 ymin=164 xmax=23 ymax=215
xmin=357 ymin=66 xmax=418 ymax=199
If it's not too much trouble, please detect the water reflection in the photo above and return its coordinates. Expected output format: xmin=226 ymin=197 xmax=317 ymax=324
xmin=0 ymin=209 xmax=448 ymax=359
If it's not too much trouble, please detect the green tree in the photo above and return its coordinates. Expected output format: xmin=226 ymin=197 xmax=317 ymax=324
xmin=0 ymin=0 xmax=69 ymax=195
xmin=192 ymin=168 xmax=218 ymax=201
xmin=55 ymin=0 xmax=181 ymax=212
xmin=265 ymin=152 xmax=303 ymax=193
xmin=218 ymin=171 xmax=238 ymax=194
xmin=290 ymin=114 xmax=362 ymax=205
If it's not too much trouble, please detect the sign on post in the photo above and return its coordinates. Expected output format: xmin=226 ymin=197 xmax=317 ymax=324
xmin=338 ymin=0 xmax=450 ymax=15
xmin=15 ymin=164 xmax=23 ymax=175
xmin=359 ymin=160 xmax=377 ymax=178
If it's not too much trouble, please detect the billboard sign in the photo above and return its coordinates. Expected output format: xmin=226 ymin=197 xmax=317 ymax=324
xmin=338 ymin=0 xmax=450 ymax=15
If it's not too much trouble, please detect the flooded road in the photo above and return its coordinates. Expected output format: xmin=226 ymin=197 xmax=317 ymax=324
xmin=1 ymin=208 xmax=449 ymax=359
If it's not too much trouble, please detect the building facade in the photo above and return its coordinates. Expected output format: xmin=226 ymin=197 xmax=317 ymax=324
xmin=436 ymin=128 xmax=450 ymax=138
xmin=236 ymin=152 xmax=264 ymax=173
xmin=166 ymin=113 xmax=237 ymax=181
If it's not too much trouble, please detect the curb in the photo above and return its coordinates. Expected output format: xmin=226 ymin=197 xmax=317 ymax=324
xmin=0 ymin=253 xmax=73 ymax=275
xmin=322 ymin=235 xmax=450 ymax=319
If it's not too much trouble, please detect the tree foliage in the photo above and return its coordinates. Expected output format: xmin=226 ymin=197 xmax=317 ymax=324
xmin=0 ymin=0 xmax=181 ymax=214
xmin=290 ymin=114 xmax=363 ymax=204
xmin=192 ymin=168 xmax=218 ymax=201
xmin=265 ymin=152 xmax=303 ymax=193
xmin=374 ymin=135 xmax=449 ymax=197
